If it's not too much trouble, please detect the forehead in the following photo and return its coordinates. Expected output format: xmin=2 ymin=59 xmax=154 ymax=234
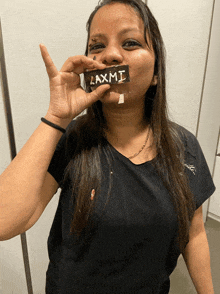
xmin=89 ymin=3 xmax=144 ymax=36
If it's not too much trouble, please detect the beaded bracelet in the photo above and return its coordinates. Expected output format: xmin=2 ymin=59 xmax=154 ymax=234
xmin=41 ymin=117 xmax=66 ymax=133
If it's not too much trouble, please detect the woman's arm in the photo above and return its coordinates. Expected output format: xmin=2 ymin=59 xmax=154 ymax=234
xmin=0 ymin=114 xmax=69 ymax=240
xmin=182 ymin=206 xmax=214 ymax=294
xmin=0 ymin=45 xmax=110 ymax=241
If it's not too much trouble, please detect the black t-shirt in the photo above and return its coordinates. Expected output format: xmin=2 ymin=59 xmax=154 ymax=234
xmin=46 ymin=121 xmax=215 ymax=294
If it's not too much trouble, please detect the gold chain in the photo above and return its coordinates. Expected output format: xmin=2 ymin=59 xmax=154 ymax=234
xmin=128 ymin=128 xmax=151 ymax=160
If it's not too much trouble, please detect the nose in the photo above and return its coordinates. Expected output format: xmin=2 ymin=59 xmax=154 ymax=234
xmin=101 ymin=43 xmax=123 ymax=66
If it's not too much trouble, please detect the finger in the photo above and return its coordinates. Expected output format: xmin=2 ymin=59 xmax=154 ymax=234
xmin=61 ymin=55 xmax=106 ymax=74
xmin=88 ymin=84 xmax=110 ymax=104
xmin=39 ymin=44 xmax=59 ymax=78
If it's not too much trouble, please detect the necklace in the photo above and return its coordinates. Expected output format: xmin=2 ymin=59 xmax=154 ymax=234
xmin=128 ymin=127 xmax=151 ymax=160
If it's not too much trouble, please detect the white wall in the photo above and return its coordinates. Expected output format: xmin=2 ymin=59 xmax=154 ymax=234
xmin=0 ymin=0 xmax=218 ymax=292
xmin=148 ymin=0 xmax=213 ymax=133
xmin=1 ymin=1 xmax=100 ymax=292
xmin=1 ymin=0 xmax=96 ymax=153
xmin=196 ymin=0 xmax=220 ymax=221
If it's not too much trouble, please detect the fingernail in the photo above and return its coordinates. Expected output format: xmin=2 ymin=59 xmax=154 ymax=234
xmin=93 ymin=56 xmax=96 ymax=60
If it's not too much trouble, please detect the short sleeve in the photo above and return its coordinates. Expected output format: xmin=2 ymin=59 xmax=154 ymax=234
xmin=181 ymin=126 xmax=216 ymax=209
xmin=48 ymin=120 xmax=76 ymax=186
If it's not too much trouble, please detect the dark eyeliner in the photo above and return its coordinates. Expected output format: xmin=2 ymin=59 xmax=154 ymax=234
xmin=123 ymin=40 xmax=142 ymax=48
xmin=89 ymin=43 xmax=105 ymax=52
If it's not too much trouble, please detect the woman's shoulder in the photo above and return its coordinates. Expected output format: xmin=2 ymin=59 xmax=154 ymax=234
xmin=169 ymin=121 xmax=198 ymax=157
xmin=169 ymin=121 xmax=196 ymax=139
xmin=170 ymin=123 xmax=216 ymax=206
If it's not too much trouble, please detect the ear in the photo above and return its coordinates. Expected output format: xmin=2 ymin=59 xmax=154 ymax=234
xmin=151 ymin=75 xmax=158 ymax=86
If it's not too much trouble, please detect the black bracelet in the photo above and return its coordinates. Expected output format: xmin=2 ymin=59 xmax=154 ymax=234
xmin=41 ymin=117 xmax=66 ymax=133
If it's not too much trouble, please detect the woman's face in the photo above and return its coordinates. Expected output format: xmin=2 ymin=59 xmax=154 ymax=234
xmin=87 ymin=3 xmax=157 ymax=105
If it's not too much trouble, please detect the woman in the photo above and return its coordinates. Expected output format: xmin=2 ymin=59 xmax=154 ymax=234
xmin=0 ymin=0 xmax=215 ymax=293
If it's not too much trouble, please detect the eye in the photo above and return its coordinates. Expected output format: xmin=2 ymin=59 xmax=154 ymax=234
xmin=89 ymin=43 xmax=105 ymax=53
xmin=123 ymin=40 xmax=142 ymax=49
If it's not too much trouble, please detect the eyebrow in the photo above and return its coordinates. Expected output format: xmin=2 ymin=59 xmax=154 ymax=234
xmin=90 ymin=28 xmax=140 ymax=40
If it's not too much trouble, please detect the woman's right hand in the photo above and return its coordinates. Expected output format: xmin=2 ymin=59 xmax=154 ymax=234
xmin=40 ymin=44 xmax=110 ymax=121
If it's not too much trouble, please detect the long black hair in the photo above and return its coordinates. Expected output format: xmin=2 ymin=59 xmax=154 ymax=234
xmin=63 ymin=0 xmax=196 ymax=253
